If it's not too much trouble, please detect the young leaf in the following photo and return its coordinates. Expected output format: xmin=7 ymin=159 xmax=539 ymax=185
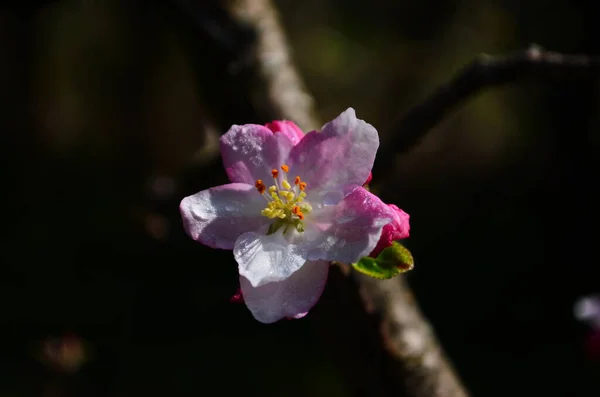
xmin=352 ymin=241 xmax=414 ymax=279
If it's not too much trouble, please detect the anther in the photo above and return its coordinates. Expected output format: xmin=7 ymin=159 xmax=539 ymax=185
xmin=294 ymin=176 xmax=301 ymax=185
xmin=283 ymin=191 xmax=294 ymax=202
xmin=271 ymin=169 xmax=279 ymax=178
xmin=255 ymin=179 xmax=266 ymax=194
xmin=299 ymin=182 xmax=307 ymax=191
xmin=292 ymin=206 xmax=305 ymax=220
xmin=281 ymin=164 xmax=289 ymax=173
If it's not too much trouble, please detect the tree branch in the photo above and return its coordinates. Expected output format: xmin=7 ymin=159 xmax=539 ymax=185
xmin=221 ymin=1 xmax=470 ymax=396
xmin=224 ymin=0 xmax=321 ymax=132
xmin=356 ymin=274 xmax=468 ymax=397
xmin=373 ymin=44 xmax=600 ymax=177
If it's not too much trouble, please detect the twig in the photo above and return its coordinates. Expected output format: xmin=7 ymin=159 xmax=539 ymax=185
xmin=356 ymin=274 xmax=468 ymax=397
xmin=372 ymin=44 xmax=600 ymax=177
xmin=224 ymin=0 xmax=321 ymax=132
xmin=222 ymin=1 xmax=470 ymax=396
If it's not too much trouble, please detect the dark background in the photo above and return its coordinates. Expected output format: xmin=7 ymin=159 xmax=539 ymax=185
xmin=1 ymin=0 xmax=599 ymax=396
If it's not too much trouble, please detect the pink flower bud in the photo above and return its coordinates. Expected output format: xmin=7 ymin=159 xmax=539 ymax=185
xmin=370 ymin=204 xmax=410 ymax=257
xmin=230 ymin=288 xmax=244 ymax=304
xmin=264 ymin=120 xmax=305 ymax=145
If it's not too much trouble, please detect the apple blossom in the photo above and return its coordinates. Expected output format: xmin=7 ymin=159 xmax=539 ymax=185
xmin=180 ymin=108 xmax=410 ymax=323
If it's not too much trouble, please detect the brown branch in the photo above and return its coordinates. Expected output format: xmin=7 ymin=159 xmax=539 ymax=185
xmin=222 ymin=1 xmax=470 ymax=396
xmin=356 ymin=274 xmax=468 ymax=397
xmin=372 ymin=44 xmax=600 ymax=177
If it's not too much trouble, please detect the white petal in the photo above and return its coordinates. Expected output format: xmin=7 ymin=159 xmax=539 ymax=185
xmin=240 ymin=260 xmax=330 ymax=323
xmin=234 ymin=230 xmax=308 ymax=287
xmin=179 ymin=183 xmax=268 ymax=249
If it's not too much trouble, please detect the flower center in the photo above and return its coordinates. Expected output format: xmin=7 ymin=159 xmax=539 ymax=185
xmin=255 ymin=164 xmax=312 ymax=234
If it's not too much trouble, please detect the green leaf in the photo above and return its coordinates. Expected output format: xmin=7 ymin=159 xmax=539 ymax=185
xmin=352 ymin=241 xmax=414 ymax=279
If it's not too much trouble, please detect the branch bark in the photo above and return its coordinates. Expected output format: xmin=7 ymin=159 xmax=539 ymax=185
xmin=221 ymin=1 xmax=470 ymax=397
xmin=224 ymin=0 xmax=321 ymax=132
xmin=372 ymin=44 xmax=600 ymax=177
xmin=356 ymin=274 xmax=468 ymax=397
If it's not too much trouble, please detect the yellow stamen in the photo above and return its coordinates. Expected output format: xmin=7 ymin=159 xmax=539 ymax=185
xmin=278 ymin=191 xmax=293 ymax=202
xmin=257 ymin=164 xmax=312 ymax=233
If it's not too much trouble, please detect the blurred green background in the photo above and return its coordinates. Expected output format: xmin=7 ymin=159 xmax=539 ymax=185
xmin=1 ymin=0 xmax=599 ymax=396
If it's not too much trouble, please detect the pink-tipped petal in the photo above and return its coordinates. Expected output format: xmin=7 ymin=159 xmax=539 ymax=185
xmin=240 ymin=260 xmax=329 ymax=324
xmin=287 ymin=108 xmax=379 ymax=193
xmin=305 ymin=186 xmax=393 ymax=264
xmin=234 ymin=230 xmax=308 ymax=288
xmin=265 ymin=120 xmax=305 ymax=145
xmin=220 ymin=124 xmax=295 ymax=184
xmin=370 ymin=204 xmax=411 ymax=257
xmin=180 ymin=183 xmax=268 ymax=250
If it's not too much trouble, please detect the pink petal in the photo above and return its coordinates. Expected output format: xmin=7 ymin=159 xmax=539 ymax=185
xmin=265 ymin=120 xmax=305 ymax=145
xmin=305 ymin=186 xmax=394 ymax=264
xmin=220 ymin=124 xmax=295 ymax=184
xmin=239 ymin=260 xmax=329 ymax=324
xmin=180 ymin=183 xmax=268 ymax=250
xmin=364 ymin=172 xmax=373 ymax=186
xmin=287 ymin=108 xmax=379 ymax=194
xmin=369 ymin=204 xmax=411 ymax=257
